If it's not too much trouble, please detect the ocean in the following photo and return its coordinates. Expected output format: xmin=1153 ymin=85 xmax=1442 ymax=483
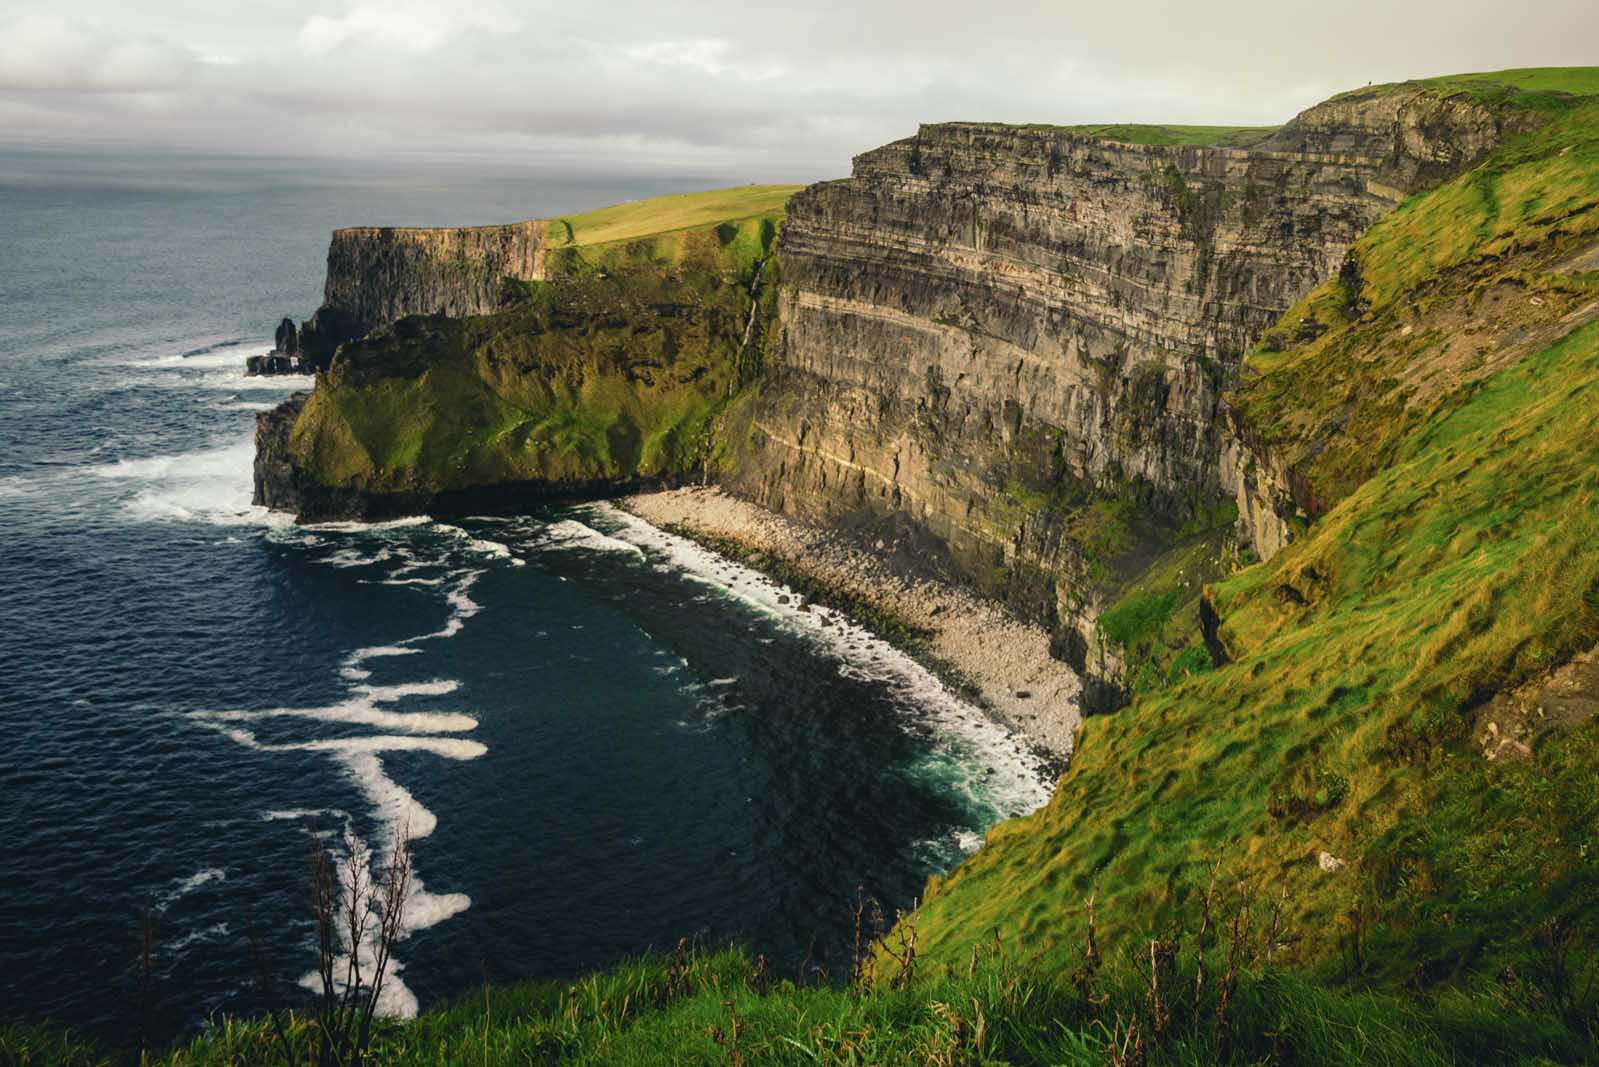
xmin=0 ymin=149 xmax=1050 ymax=1045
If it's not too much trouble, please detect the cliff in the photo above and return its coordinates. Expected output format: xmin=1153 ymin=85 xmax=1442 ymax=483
xmin=713 ymin=83 xmax=1540 ymax=700
xmin=258 ymin=84 xmax=1559 ymax=702
xmin=294 ymin=187 xmax=802 ymax=368
xmin=908 ymin=78 xmax=1599 ymax=975
xmin=300 ymin=220 xmax=545 ymax=360
xmin=254 ymin=189 xmax=793 ymax=520
xmin=190 ymin=66 xmax=1599 ymax=1056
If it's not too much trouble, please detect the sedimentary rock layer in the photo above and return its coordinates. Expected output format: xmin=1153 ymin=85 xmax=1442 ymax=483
xmin=308 ymin=220 xmax=546 ymax=348
xmin=725 ymin=87 xmax=1523 ymax=627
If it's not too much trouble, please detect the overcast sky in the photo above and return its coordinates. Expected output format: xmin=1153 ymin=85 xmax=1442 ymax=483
xmin=2 ymin=0 xmax=1595 ymax=181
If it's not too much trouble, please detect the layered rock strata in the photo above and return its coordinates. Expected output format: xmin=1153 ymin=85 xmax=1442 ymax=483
xmin=724 ymin=87 xmax=1523 ymax=638
xmin=299 ymin=220 xmax=545 ymax=363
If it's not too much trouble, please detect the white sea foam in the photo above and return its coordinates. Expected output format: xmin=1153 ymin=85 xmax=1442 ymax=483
xmin=348 ymin=645 xmax=423 ymax=664
xmin=320 ymin=547 xmax=395 ymax=569
xmin=169 ymin=922 xmax=232 ymax=953
xmin=262 ymin=807 xmax=352 ymax=823
xmin=434 ymin=522 xmax=517 ymax=561
xmin=538 ymin=519 xmax=647 ymax=559
xmin=91 ymin=440 xmax=293 ymax=527
xmin=191 ymin=538 xmax=509 ymax=1018
xmin=303 ymin=516 xmax=434 ymax=533
xmin=103 ymin=339 xmax=260 ymax=369
xmin=154 ymin=867 xmax=227 ymax=912
xmin=195 ymin=699 xmax=475 ymax=736
xmin=588 ymin=503 xmax=1053 ymax=823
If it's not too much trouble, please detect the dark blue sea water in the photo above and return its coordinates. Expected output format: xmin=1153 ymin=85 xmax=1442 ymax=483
xmin=0 ymin=149 xmax=1049 ymax=1046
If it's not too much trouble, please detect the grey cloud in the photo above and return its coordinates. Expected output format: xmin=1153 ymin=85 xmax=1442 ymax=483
xmin=2 ymin=0 xmax=1596 ymax=177
xmin=0 ymin=14 xmax=197 ymax=92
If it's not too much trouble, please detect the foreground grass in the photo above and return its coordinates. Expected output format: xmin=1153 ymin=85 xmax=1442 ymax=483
xmin=8 ymin=940 xmax=1595 ymax=1066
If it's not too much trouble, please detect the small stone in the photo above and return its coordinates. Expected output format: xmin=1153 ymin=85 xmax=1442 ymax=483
xmin=1317 ymin=851 xmax=1346 ymax=873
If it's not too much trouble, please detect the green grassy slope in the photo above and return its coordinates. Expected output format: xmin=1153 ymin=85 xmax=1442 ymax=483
xmin=284 ymin=189 xmax=795 ymax=502
xmin=906 ymin=69 xmax=1599 ymax=995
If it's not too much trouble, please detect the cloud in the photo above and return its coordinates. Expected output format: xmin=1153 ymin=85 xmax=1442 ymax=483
xmin=0 ymin=14 xmax=195 ymax=92
xmin=618 ymin=38 xmax=784 ymax=82
xmin=299 ymin=0 xmax=520 ymax=55
xmin=2 ymin=0 xmax=1598 ymax=177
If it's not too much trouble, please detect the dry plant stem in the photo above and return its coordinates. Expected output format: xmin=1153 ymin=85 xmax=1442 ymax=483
xmin=1075 ymin=889 xmax=1104 ymax=1013
xmin=1191 ymin=861 xmax=1220 ymax=1036
xmin=1213 ymin=879 xmax=1258 ymax=1052
xmin=309 ymin=825 xmax=412 ymax=1067
xmin=1265 ymin=873 xmax=1290 ymax=963
xmin=709 ymin=999 xmax=743 ymax=1067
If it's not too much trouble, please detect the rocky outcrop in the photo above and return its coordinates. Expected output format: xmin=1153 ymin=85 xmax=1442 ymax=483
xmin=298 ymin=220 xmax=546 ymax=365
xmin=274 ymin=317 xmax=299 ymax=357
xmin=246 ymin=317 xmax=311 ymax=376
xmin=253 ymin=393 xmax=311 ymax=508
xmin=1261 ymin=85 xmax=1540 ymax=191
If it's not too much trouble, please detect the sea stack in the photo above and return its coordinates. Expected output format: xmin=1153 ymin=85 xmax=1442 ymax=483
xmin=245 ymin=317 xmax=310 ymax=376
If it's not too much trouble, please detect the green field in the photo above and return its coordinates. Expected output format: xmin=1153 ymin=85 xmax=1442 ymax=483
xmin=545 ymin=185 xmax=803 ymax=248
xmin=1060 ymin=123 xmax=1280 ymax=148
xmin=13 ymin=939 xmax=1595 ymax=1066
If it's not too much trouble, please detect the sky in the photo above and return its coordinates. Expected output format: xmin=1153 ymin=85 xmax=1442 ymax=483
xmin=1 ymin=0 xmax=1596 ymax=181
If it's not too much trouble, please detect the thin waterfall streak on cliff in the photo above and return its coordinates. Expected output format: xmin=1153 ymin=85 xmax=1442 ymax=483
xmin=586 ymin=503 xmax=1053 ymax=825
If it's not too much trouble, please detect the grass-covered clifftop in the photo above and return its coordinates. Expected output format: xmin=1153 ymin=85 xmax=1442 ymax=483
xmin=259 ymin=188 xmax=795 ymax=519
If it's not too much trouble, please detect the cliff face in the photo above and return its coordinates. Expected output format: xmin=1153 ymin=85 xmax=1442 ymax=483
xmin=299 ymin=221 xmax=546 ymax=364
xmin=722 ymin=88 xmax=1524 ymax=643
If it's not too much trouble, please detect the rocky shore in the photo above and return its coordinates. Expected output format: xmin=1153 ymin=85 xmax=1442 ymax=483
xmin=623 ymin=486 xmax=1082 ymax=760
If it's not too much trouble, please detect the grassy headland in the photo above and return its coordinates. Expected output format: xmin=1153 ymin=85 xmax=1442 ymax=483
xmin=279 ymin=187 xmax=796 ymax=509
